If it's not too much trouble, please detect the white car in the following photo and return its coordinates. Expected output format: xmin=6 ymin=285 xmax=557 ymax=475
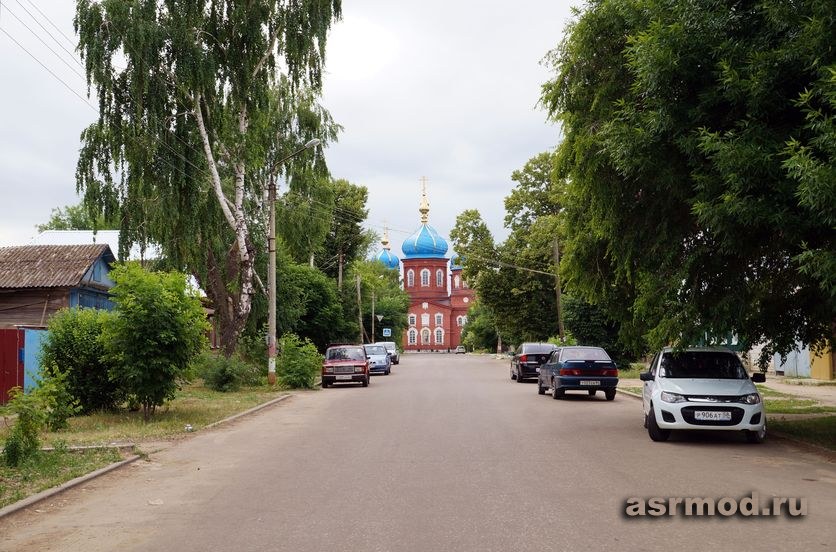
xmin=640 ymin=347 xmax=766 ymax=443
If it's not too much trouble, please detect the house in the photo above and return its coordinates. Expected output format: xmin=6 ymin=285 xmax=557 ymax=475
xmin=0 ymin=244 xmax=115 ymax=403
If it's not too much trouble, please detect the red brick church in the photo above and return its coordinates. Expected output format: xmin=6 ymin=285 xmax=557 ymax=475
xmin=376 ymin=187 xmax=475 ymax=351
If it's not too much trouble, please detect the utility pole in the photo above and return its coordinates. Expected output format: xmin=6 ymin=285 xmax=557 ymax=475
xmin=371 ymin=290 xmax=376 ymax=342
xmin=553 ymin=237 xmax=565 ymax=342
xmin=356 ymin=273 xmax=364 ymax=343
xmin=338 ymin=253 xmax=344 ymax=290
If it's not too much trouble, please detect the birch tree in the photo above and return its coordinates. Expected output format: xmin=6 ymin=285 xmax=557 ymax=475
xmin=74 ymin=0 xmax=341 ymax=354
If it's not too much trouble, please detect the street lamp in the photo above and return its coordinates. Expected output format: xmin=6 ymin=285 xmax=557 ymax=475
xmin=268 ymin=138 xmax=320 ymax=385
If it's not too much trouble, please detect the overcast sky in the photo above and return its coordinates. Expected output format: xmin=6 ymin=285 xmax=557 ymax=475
xmin=0 ymin=1 xmax=574 ymax=254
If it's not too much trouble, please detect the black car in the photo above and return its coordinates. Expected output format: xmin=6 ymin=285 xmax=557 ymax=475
xmin=538 ymin=346 xmax=618 ymax=400
xmin=510 ymin=343 xmax=558 ymax=383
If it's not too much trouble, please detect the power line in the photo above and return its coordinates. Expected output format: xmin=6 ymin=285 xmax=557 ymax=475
xmin=24 ymin=0 xmax=76 ymax=49
xmin=13 ymin=0 xmax=83 ymax=69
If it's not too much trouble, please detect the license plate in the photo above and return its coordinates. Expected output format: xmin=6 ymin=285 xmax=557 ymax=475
xmin=694 ymin=410 xmax=732 ymax=421
xmin=580 ymin=380 xmax=600 ymax=386
xmin=336 ymin=375 xmax=352 ymax=381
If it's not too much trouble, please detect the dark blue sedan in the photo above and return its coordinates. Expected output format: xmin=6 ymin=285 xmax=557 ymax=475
xmin=538 ymin=346 xmax=618 ymax=400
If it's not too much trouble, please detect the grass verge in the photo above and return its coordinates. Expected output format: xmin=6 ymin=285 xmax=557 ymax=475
xmin=618 ymin=364 xmax=647 ymax=380
xmin=620 ymin=386 xmax=643 ymax=395
xmin=770 ymin=417 xmax=836 ymax=451
xmin=0 ymin=445 xmax=123 ymax=509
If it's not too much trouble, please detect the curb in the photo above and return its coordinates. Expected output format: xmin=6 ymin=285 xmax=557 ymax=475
xmin=617 ymin=389 xmax=642 ymax=400
xmin=0 ymin=393 xmax=293 ymax=520
xmin=0 ymin=454 xmax=141 ymax=519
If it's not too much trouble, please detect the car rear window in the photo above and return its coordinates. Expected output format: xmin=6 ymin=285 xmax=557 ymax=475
xmin=521 ymin=343 xmax=557 ymax=354
xmin=365 ymin=346 xmax=387 ymax=355
xmin=559 ymin=347 xmax=611 ymax=361
xmin=326 ymin=347 xmax=365 ymax=361
xmin=660 ymin=352 xmax=747 ymax=379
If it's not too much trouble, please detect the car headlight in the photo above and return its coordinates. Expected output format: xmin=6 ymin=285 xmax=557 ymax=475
xmin=354 ymin=365 xmax=365 ymax=373
xmin=323 ymin=366 xmax=333 ymax=374
xmin=740 ymin=393 xmax=761 ymax=405
xmin=661 ymin=391 xmax=686 ymax=403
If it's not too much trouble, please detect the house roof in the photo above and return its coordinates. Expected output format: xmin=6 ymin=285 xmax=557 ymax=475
xmin=0 ymin=244 xmax=115 ymax=289
xmin=32 ymin=230 xmax=161 ymax=261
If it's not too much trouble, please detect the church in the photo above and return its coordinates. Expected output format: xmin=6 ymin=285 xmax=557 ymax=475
xmin=375 ymin=187 xmax=475 ymax=352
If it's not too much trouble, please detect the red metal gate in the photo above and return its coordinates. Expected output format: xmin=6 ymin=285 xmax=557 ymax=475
xmin=0 ymin=329 xmax=24 ymax=404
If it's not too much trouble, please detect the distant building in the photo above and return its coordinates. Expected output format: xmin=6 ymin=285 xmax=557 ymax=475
xmin=375 ymin=186 xmax=475 ymax=351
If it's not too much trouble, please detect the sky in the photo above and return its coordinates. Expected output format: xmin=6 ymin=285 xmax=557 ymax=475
xmin=0 ymin=0 xmax=575 ymax=254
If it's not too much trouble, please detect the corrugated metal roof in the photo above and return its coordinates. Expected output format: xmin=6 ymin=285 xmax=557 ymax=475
xmin=32 ymin=230 xmax=161 ymax=261
xmin=0 ymin=244 xmax=114 ymax=289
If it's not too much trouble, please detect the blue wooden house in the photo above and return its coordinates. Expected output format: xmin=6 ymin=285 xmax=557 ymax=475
xmin=0 ymin=244 xmax=115 ymax=403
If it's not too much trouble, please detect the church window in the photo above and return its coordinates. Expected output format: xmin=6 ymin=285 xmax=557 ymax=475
xmin=407 ymin=269 xmax=414 ymax=287
xmin=435 ymin=313 xmax=443 ymax=325
xmin=435 ymin=328 xmax=444 ymax=344
xmin=408 ymin=314 xmax=416 ymax=326
xmin=454 ymin=275 xmax=460 ymax=289
xmin=436 ymin=269 xmax=443 ymax=287
xmin=421 ymin=329 xmax=431 ymax=345
xmin=420 ymin=269 xmax=430 ymax=286
xmin=421 ymin=313 xmax=430 ymax=326
xmin=408 ymin=329 xmax=417 ymax=345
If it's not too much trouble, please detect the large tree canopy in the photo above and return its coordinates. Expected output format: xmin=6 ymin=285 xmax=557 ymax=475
xmin=74 ymin=0 xmax=342 ymax=354
xmin=542 ymin=0 xmax=835 ymax=363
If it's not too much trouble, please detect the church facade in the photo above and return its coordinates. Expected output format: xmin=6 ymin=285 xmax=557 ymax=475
xmin=375 ymin=188 xmax=475 ymax=352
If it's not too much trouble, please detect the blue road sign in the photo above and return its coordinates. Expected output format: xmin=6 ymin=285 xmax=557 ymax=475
xmin=382 ymin=328 xmax=392 ymax=337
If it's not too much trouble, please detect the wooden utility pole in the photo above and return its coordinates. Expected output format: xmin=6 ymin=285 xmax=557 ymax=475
xmin=356 ymin=274 xmax=364 ymax=343
xmin=553 ymin=237 xmax=565 ymax=342
xmin=338 ymin=253 xmax=344 ymax=289
xmin=371 ymin=290 xmax=376 ymax=342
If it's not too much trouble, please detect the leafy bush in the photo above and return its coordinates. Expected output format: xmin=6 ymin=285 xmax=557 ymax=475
xmin=277 ymin=334 xmax=321 ymax=389
xmin=40 ymin=307 xmax=120 ymax=412
xmin=2 ymin=388 xmax=45 ymax=467
xmin=104 ymin=264 xmax=208 ymax=420
xmin=237 ymin=329 xmax=267 ymax=368
xmin=36 ymin=367 xmax=81 ymax=432
xmin=195 ymin=352 xmax=264 ymax=392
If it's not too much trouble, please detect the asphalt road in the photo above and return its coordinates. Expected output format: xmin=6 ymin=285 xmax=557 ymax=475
xmin=1 ymin=354 xmax=834 ymax=551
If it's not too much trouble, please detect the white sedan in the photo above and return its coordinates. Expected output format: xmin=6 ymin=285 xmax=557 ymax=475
xmin=640 ymin=347 xmax=766 ymax=443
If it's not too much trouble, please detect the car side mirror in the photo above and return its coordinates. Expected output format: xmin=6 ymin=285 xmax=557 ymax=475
xmin=639 ymin=372 xmax=654 ymax=382
xmin=751 ymin=372 xmax=766 ymax=383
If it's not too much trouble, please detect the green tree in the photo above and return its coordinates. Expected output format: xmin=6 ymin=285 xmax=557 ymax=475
xmin=41 ymin=307 xmax=120 ymax=413
xmin=347 ymin=260 xmax=409 ymax=345
xmin=541 ymin=0 xmax=835 ymax=363
xmin=74 ymin=0 xmax=342 ymax=356
xmin=104 ymin=264 xmax=208 ymax=420
xmin=460 ymin=302 xmax=499 ymax=352
xmin=319 ymin=179 xmax=374 ymax=283
xmin=37 ymin=203 xmax=119 ymax=232
xmin=448 ymin=209 xmax=497 ymax=284
xmin=505 ymin=151 xmax=563 ymax=232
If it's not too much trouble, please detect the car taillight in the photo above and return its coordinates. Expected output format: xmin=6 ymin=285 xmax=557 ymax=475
xmin=518 ymin=355 xmax=528 ymax=362
xmin=604 ymin=369 xmax=618 ymax=377
xmin=560 ymin=368 xmax=582 ymax=376
xmin=354 ymin=365 xmax=365 ymax=373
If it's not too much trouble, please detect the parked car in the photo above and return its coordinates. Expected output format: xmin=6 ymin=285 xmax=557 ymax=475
xmin=364 ymin=344 xmax=391 ymax=375
xmin=321 ymin=344 xmax=370 ymax=387
xmin=455 ymin=345 xmax=466 ymax=354
xmin=511 ymin=343 xmax=558 ymax=382
xmin=640 ymin=347 xmax=766 ymax=443
xmin=539 ymin=346 xmax=618 ymax=400
xmin=374 ymin=341 xmax=400 ymax=364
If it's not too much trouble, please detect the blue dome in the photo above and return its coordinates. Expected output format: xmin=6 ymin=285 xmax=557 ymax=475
xmin=402 ymin=223 xmax=449 ymax=259
xmin=450 ymin=254 xmax=463 ymax=271
xmin=376 ymin=248 xmax=400 ymax=270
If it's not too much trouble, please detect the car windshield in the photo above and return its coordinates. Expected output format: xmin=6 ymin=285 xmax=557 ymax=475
xmin=660 ymin=352 xmax=747 ymax=379
xmin=522 ymin=344 xmax=556 ymax=354
xmin=365 ymin=346 xmax=387 ymax=356
xmin=326 ymin=347 xmax=366 ymax=361
xmin=560 ymin=347 xmax=610 ymax=361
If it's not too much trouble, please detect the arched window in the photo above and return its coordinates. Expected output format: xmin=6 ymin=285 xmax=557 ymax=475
xmin=421 ymin=313 xmax=430 ymax=326
xmin=420 ymin=268 xmax=430 ymax=286
xmin=454 ymin=275 xmax=460 ymax=289
xmin=408 ymin=314 xmax=416 ymax=326
xmin=462 ymin=315 xmax=468 ymax=326
xmin=408 ymin=329 xmax=417 ymax=345
xmin=435 ymin=328 xmax=444 ymax=344
xmin=421 ymin=329 xmax=431 ymax=345
xmin=435 ymin=313 xmax=443 ymax=325
xmin=436 ymin=269 xmax=443 ymax=287
xmin=457 ymin=316 xmax=463 ymax=326
xmin=407 ymin=269 xmax=415 ymax=287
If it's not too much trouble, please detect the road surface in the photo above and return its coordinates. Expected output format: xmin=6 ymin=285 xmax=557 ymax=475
xmin=1 ymin=353 xmax=833 ymax=551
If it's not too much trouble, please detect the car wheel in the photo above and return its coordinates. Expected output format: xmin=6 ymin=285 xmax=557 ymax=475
xmin=362 ymin=376 xmax=369 ymax=387
xmin=516 ymin=372 xmax=525 ymax=383
xmin=552 ymin=381 xmax=564 ymax=400
xmin=511 ymin=368 xmax=517 ymax=381
xmin=538 ymin=380 xmax=546 ymax=395
xmin=321 ymin=380 xmax=329 ymax=388
xmin=588 ymin=389 xmax=596 ymax=396
xmin=647 ymin=405 xmax=670 ymax=442
xmin=745 ymin=423 xmax=766 ymax=444
xmin=604 ymin=389 xmax=616 ymax=401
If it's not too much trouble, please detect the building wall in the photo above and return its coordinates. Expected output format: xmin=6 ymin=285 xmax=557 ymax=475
xmin=810 ymin=350 xmax=834 ymax=381
xmin=0 ymin=289 xmax=71 ymax=329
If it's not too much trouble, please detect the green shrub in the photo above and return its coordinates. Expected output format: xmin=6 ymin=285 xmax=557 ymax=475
xmin=277 ymin=334 xmax=321 ymax=389
xmin=40 ymin=307 xmax=120 ymax=413
xmin=237 ymin=329 xmax=267 ymax=368
xmin=104 ymin=264 xmax=209 ymax=420
xmin=195 ymin=352 xmax=264 ymax=392
xmin=36 ymin=367 xmax=81 ymax=431
xmin=3 ymin=388 xmax=45 ymax=467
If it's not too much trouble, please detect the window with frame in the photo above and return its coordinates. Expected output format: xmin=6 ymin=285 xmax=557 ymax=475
xmin=408 ymin=329 xmax=417 ymax=345
xmin=420 ymin=269 xmax=430 ymax=286
xmin=435 ymin=328 xmax=444 ymax=344
xmin=408 ymin=314 xmax=416 ymax=326
xmin=407 ymin=269 xmax=415 ymax=287
xmin=454 ymin=275 xmax=460 ymax=289
xmin=421 ymin=313 xmax=430 ymax=326
xmin=456 ymin=316 xmax=463 ymax=326
xmin=436 ymin=269 xmax=443 ymax=287
xmin=421 ymin=329 xmax=431 ymax=344
xmin=435 ymin=313 xmax=443 ymax=325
